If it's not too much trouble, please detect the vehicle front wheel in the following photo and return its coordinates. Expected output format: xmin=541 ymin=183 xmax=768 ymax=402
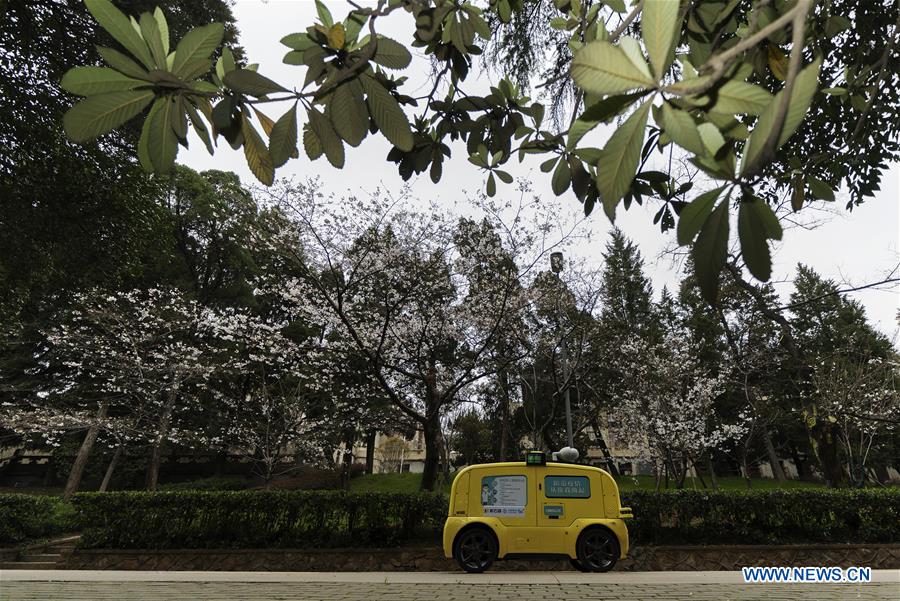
xmin=575 ymin=528 xmax=619 ymax=572
xmin=569 ymin=558 xmax=589 ymax=572
xmin=453 ymin=527 xmax=497 ymax=573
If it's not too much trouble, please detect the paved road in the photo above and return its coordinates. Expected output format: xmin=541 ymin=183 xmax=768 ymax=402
xmin=1 ymin=570 xmax=898 ymax=600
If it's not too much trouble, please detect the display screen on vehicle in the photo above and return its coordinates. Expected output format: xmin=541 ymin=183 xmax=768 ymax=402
xmin=481 ymin=475 xmax=527 ymax=517
xmin=544 ymin=475 xmax=590 ymax=498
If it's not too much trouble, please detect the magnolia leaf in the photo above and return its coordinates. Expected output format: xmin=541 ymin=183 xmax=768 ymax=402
xmin=698 ymin=122 xmax=725 ymax=155
xmin=61 ymin=66 xmax=145 ymax=96
xmin=709 ymin=80 xmax=773 ymax=116
xmin=269 ymin=104 xmax=298 ymax=167
xmin=308 ymin=107 xmax=345 ymax=168
xmin=252 ymin=107 xmax=275 ymax=136
xmin=139 ymin=12 xmax=166 ymax=69
xmin=740 ymin=58 xmax=822 ymax=176
xmin=137 ymin=100 xmax=159 ymax=171
xmin=486 ymin=172 xmax=497 ymax=197
xmin=642 ymin=0 xmax=680 ymax=80
xmin=84 ymin=0 xmax=155 ymax=69
xmin=692 ymin=199 xmax=730 ymax=302
xmin=777 ymin=57 xmax=823 ymax=146
xmin=281 ymin=33 xmax=316 ymax=51
xmin=185 ymin=101 xmax=215 ymax=155
xmin=790 ymin=172 xmax=805 ymax=211
xmin=677 ymin=186 xmax=725 ymax=245
xmin=146 ymin=97 xmax=179 ymax=173
xmin=327 ymin=23 xmax=346 ymax=50
xmin=360 ymin=74 xmax=413 ymax=151
xmin=303 ymin=123 xmax=323 ymax=160
xmin=661 ymin=103 xmax=705 ymax=156
xmin=373 ymin=36 xmax=413 ymax=70
xmin=96 ymin=46 xmax=149 ymax=80
xmin=738 ymin=198 xmax=782 ymax=281
xmin=315 ymin=0 xmax=333 ymax=27
xmin=551 ymin=158 xmax=571 ymax=196
xmin=242 ymin=115 xmax=275 ymax=185
xmin=808 ymin=175 xmax=835 ymax=201
xmin=178 ymin=58 xmax=213 ymax=82
xmin=224 ymin=69 xmax=288 ymax=96
xmin=172 ymin=23 xmax=225 ymax=79
xmin=567 ymin=91 xmax=648 ymax=150
xmin=345 ymin=11 xmax=368 ymax=44
xmin=153 ymin=7 xmax=169 ymax=56
xmin=330 ymin=79 xmax=368 ymax=147
xmin=63 ymin=90 xmax=154 ymax=142
xmin=618 ymin=37 xmax=653 ymax=81
xmin=596 ymin=100 xmax=652 ymax=220
xmin=768 ymin=45 xmax=788 ymax=80
xmin=571 ymin=41 xmax=655 ymax=96
xmin=169 ymin=95 xmax=188 ymax=141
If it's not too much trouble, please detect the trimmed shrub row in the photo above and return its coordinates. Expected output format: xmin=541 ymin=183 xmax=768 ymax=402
xmin=71 ymin=488 xmax=900 ymax=549
xmin=74 ymin=490 xmax=447 ymax=549
xmin=623 ymin=489 xmax=900 ymax=545
xmin=0 ymin=494 xmax=72 ymax=545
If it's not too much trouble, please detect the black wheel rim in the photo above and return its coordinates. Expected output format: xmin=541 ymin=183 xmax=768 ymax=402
xmin=458 ymin=531 xmax=493 ymax=570
xmin=582 ymin=532 xmax=615 ymax=570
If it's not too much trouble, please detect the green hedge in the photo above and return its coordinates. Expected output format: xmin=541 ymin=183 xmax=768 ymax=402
xmin=74 ymin=491 xmax=447 ymax=549
xmin=0 ymin=494 xmax=71 ymax=545
xmin=72 ymin=488 xmax=900 ymax=549
xmin=623 ymin=489 xmax=900 ymax=545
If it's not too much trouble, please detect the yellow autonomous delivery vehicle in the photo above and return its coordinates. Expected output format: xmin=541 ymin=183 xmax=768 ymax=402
xmin=443 ymin=451 xmax=632 ymax=573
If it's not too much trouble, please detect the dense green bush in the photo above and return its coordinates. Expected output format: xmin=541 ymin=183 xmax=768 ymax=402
xmin=71 ymin=488 xmax=900 ymax=549
xmin=0 ymin=494 xmax=72 ymax=545
xmin=623 ymin=489 xmax=900 ymax=545
xmin=74 ymin=491 xmax=447 ymax=549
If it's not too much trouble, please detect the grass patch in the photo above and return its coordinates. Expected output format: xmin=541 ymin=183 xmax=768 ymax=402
xmin=614 ymin=475 xmax=824 ymax=491
xmin=350 ymin=472 xmax=424 ymax=493
xmin=349 ymin=471 xmax=825 ymax=493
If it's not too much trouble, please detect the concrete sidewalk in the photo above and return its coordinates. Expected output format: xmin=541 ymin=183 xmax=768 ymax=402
xmin=1 ymin=569 xmax=899 ymax=583
xmin=1 ymin=570 xmax=898 ymax=600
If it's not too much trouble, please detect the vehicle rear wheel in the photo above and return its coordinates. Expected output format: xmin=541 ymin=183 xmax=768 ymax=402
xmin=575 ymin=528 xmax=619 ymax=572
xmin=453 ymin=527 xmax=497 ymax=573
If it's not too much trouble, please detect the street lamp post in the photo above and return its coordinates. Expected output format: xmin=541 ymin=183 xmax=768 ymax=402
xmin=550 ymin=252 xmax=575 ymax=453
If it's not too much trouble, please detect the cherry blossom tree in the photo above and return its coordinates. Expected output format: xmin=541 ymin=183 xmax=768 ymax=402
xmin=813 ymin=356 xmax=900 ymax=486
xmin=197 ymin=307 xmax=333 ymax=485
xmin=1 ymin=287 xmax=211 ymax=498
xmin=609 ymin=333 xmax=747 ymax=490
xmin=255 ymin=180 xmax=581 ymax=490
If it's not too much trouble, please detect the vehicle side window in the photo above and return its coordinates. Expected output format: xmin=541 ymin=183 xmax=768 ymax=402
xmin=544 ymin=475 xmax=590 ymax=498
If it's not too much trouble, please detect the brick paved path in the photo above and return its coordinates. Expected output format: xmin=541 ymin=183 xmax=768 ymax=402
xmin=1 ymin=571 xmax=898 ymax=600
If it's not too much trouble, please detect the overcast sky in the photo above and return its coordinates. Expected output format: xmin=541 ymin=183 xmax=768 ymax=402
xmin=179 ymin=0 xmax=900 ymax=343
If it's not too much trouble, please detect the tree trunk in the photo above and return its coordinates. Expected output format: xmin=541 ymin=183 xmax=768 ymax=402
xmin=420 ymin=417 xmax=442 ymax=491
xmin=761 ymin=428 xmax=787 ymax=482
xmin=741 ymin=445 xmax=752 ymax=489
xmin=590 ymin=419 xmax=619 ymax=476
xmin=340 ymin=428 xmax=357 ymax=490
xmin=789 ymin=442 xmax=807 ymax=479
xmin=364 ymin=429 xmax=377 ymax=475
xmin=498 ymin=369 xmax=511 ymax=461
xmin=809 ymin=420 xmax=845 ymax=487
xmin=707 ymin=453 xmax=719 ymax=490
xmin=146 ymin=384 xmax=178 ymax=491
xmin=692 ymin=456 xmax=707 ymax=489
xmin=63 ymin=400 xmax=109 ymax=501
xmin=99 ymin=444 xmax=124 ymax=492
